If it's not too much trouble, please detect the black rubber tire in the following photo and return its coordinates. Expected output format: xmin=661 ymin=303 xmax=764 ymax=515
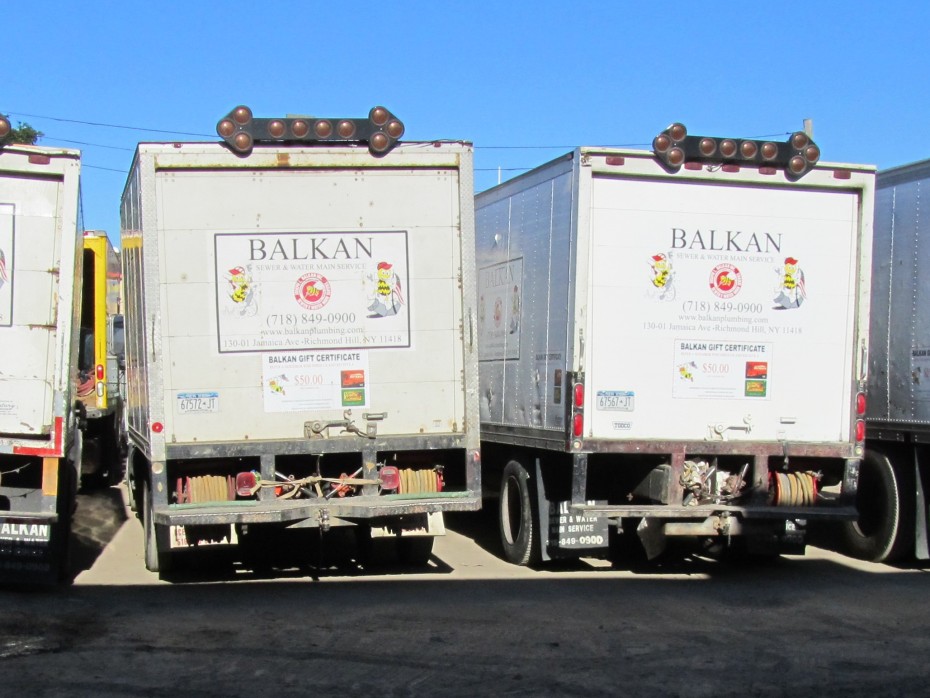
xmin=841 ymin=449 xmax=915 ymax=563
xmin=354 ymin=525 xmax=395 ymax=568
xmin=397 ymin=536 xmax=434 ymax=566
xmin=102 ymin=413 xmax=125 ymax=487
xmin=499 ymin=460 xmax=538 ymax=566
xmin=143 ymin=479 xmax=172 ymax=574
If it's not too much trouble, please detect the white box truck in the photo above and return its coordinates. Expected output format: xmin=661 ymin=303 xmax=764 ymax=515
xmin=842 ymin=157 xmax=930 ymax=562
xmin=0 ymin=131 xmax=83 ymax=582
xmin=120 ymin=106 xmax=480 ymax=574
xmin=476 ymin=124 xmax=874 ymax=563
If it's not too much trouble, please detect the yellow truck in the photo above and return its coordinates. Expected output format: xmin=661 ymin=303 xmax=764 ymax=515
xmin=76 ymin=230 xmax=126 ymax=487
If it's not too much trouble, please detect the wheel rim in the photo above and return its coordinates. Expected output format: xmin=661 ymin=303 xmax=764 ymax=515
xmin=501 ymin=474 xmax=523 ymax=546
xmin=853 ymin=465 xmax=886 ymax=538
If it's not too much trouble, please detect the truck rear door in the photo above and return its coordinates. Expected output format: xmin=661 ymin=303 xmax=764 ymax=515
xmin=586 ymin=174 xmax=861 ymax=444
xmin=0 ymin=177 xmax=66 ymax=438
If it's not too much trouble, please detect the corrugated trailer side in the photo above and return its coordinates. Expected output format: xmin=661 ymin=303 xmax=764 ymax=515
xmin=0 ymin=142 xmax=83 ymax=583
xmin=121 ymin=121 xmax=481 ymax=574
xmin=843 ymin=158 xmax=930 ymax=562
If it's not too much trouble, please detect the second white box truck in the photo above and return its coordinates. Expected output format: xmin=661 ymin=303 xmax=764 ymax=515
xmin=476 ymin=124 xmax=874 ymax=563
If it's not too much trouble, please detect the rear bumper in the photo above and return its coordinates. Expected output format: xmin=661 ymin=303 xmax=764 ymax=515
xmin=155 ymin=492 xmax=481 ymax=527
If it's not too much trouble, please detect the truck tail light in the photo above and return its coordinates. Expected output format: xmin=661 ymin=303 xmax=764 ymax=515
xmin=856 ymin=420 xmax=866 ymax=442
xmin=236 ymin=471 xmax=258 ymax=497
xmin=856 ymin=392 xmax=866 ymax=416
xmin=96 ymin=382 xmax=104 ymax=397
xmin=570 ymin=375 xmax=585 ymax=441
xmin=379 ymin=465 xmax=400 ymax=491
xmin=96 ymin=364 xmax=105 ymax=380
xmin=573 ymin=413 xmax=584 ymax=438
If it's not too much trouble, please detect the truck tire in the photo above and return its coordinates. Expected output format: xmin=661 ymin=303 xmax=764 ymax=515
xmin=354 ymin=525 xmax=396 ymax=568
xmin=499 ymin=460 xmax=539 ymax=566
xmin=143 ymin=479 xmax=172 ymax=574
xmin=841 ymin=449 xmax=914 ymax=563
xmin=103 ymin=413 xmax=125 ymax=487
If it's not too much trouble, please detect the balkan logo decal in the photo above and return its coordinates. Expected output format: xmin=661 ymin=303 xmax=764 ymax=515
xmin=648 ymin=252 xmax=676 ymax=301
xmin=709 ymin=263 xmax=743 ymax=299
xmin=773 ymin=256 xmax=807 ymax=309
xmin=294 ymin=273 xmax=332 ymax=310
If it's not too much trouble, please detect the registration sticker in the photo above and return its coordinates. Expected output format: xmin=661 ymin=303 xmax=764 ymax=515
xmin=596 ymin=390 xmax=635 ymax=411
xmin=177 ymin=392 xmax=219 ymax=414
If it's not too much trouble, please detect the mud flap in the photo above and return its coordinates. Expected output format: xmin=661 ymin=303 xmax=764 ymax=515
xmin=534 ymin=460 xmax=609 ymax=561
xmin=369 ymin=512 xmax=444 ymax=539
xmin=636 ymin=518 xmax=668 ymax=560
xmin=0 ymin=517 xmax=57 ymax=583
xmin=915 ymin=447 xmax=929 ymax=560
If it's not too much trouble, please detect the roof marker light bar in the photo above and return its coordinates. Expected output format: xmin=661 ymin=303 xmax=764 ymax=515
xmin=216 ymin=105 xmax=405 ymax=156
xmin=652 ymin=122 xmax=820 ymax=179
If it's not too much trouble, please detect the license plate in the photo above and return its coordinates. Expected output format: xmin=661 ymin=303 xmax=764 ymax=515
xmin=177 ymin=392 xmax=219 ymax=414
xmin=596 ymin=391 xmax=634 ymax=411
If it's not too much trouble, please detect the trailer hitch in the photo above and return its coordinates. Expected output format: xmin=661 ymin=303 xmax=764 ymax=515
xmin=707 ymin=415 xmax=753 ymax=440
xmin=305 ymin=410 xmax=385 ymax=440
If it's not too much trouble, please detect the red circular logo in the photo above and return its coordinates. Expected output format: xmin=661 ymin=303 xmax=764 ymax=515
xmin=709 ymin=264 xmax=743 ymax=299
xmin=294 ymin=273 xmax=332 ymax=310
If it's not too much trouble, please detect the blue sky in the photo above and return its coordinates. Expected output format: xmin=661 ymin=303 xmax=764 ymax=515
xmin=5 ymin=1 xmax=927 ymax=247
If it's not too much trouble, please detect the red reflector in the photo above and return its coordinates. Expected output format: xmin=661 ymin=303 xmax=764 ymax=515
xmin=152 ymin=422 xmax=164 ymax=434
xmin=573 ymin=383 xmax=584 ymax=408
xmin=759 ymin=167 xmax=777 ymax=175
xmin=236 ymin=471 xmax=257 ymax=497
xmin=573 ymin=413 xmax=584 ymax=438
xmin=856 ymin=420 xmax=866 ymax=441
xmin=605 ymin=156 xmax=625 ymax=166
xmin=379 ymin=465 xmax=400 ymax=490
xmin=833 ymin=170 xmax=851 ymax=180
xmin=857 ymin=393 xmax=866 ymax=415
xmin=28 ymin=154 xmax=52 ymax=165
xmin=722 ymin=164 xmax=740 ymax=173
xmin=684 ymin=162 xmax=703 ymax=170
xmin=96 ymin=364 xmax=105 ymax=380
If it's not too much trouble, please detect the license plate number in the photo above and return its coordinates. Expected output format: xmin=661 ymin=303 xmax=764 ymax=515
xmin=177 ymin=392 xmax=219 ymax=413
xmin=596 ymin=391 xmax=634 ymax=411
